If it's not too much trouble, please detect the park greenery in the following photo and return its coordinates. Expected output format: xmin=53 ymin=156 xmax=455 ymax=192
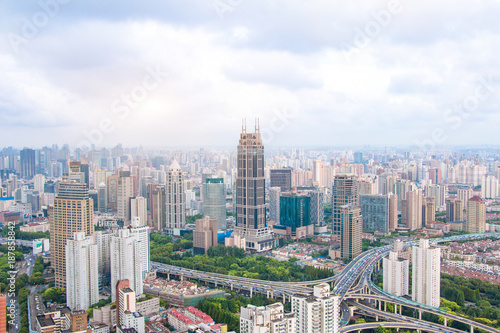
xmin=1 ymin=224 xmax=49 ymax=241
xmin=150 ymin=233 xmax=334 ymax=282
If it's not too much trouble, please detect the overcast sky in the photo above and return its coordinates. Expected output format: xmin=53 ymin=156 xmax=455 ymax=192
xmin=1 ymin=0 xmax=499 ymax=149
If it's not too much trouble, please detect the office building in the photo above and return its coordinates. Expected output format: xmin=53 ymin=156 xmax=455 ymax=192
xmin=20 ymin=148 xmax=36 ymax=179
xmin=34 ymin=174 xmax=46 ymax=193
xmin=193 ymin=216 xmax=219 ymax=255
xmin=268 ymin=187 xmax=281 ymax=223
xmin=466 ymin=196 xmax=486 ymax=233
xmin=165 ymin=160 xmax=186 ymax=234
xmin=203 ymin=178 xmax=226 ymax=230
xmin=422 ymin=197 xmax=436 ymax=227
xmin=270 ymin=169 xmax=292 ymax=192
xmin=130 ymin=196 xmax=147 ymax=226
xmin=332 ymin=174 xmax=358 ymax=237
xmin=117 ymin=171 xmax=134 ymax=225
xmin=277 ymin=192 xmax=313 ymax=239
xmin=232 ymin=123 xmax=273 ymax=252
xmin=360 ymin=194 xmax=389 ymax=233
xmin=110 ymin=229 xmax=143 ymax=302
xmin=240 ymin=303 xmax=296 ymax=333
xmin=383 ymin=251 xmax=409 ymax=296
xmin=151 ymin=185 xmax=165 ymax=232
xmin=309 ymin=190 xmax=324 ymax=225
xmin=98 ymin=182 xmax=107 ymax=212
xmin=50 ymin=180 xmax=94 ymax=288
xmin=66 ymin=232 xmax=99 ymax=311
xmin=340 ymin=205 xmax=362 ymax=259
xmin=292 ymin=283 xmax=340 ymax=333
xmin=402 ymin=189 xmax=423 ymax=231
xmin=446 ymin=199 xmax=463 ymax=222
xmin=412 ymin=239 xmax=441 ymax=307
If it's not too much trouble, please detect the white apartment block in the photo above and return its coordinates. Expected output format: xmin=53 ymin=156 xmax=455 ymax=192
xmin=240 ymin=303 xmax=296 ymax=333
xmin=412 ymin=239 xmax=441 ymax=307
xmin=292 ymin=283 xmax=340 ymax=333
xmin=383 ymin=251 xmax=409 ymax=296
xmin=110 ymin=229 xmax=144 ymax=302
xmin=66 ymin=232 xmax=99 ymax=311
xmin=130 ymin=196 xmax=148 ymax=226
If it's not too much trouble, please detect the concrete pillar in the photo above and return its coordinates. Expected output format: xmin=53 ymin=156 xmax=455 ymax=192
xmin=394 ymin=304 xmax=397 ymax=314
xmin=250 ymin=287 xmax=253 ymax=298
xmin=283 ymin=294 xmax=286 ymax=303
xmin=375 ymin=315 xmax=379 ymax=322
xmin=231 ymin=283 xmax=233 ymax=291
xmin=180 ymin=275 xmax=184 ymax=281
xmin=271 ymin=291 xmax=274 ymax=299
xmin=399 ymin=305 xmax=402 ymax=315
xmin=167 ymin=273 xmax=170 ymax=280
xmin=267 ymin=290 xmax=270 ymax=298
xmin=378 ymin=301 xmax=381 ymax=311
xmin=384 ymin=301 xmax=387 ymax=312
xmin=444 ymin=317 xmax=447 ymax=326
xmin=214 ymin=280 xmax=217 ymax=287
xmin=471 ymin=325 xmax=474 ymax=333
xmin=419 ymin=310 xmax=422 ymax=320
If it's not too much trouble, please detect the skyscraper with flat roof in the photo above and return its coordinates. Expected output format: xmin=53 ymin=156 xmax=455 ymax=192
xmin=466 ymin=196 xmax=486 ymax=233
xmin=412 ymin=239 xmax=440 ymax=307
xmin=20 ymin=148 xmax=35 ymax=179
xmin=51 ymin=180 xmax=94 ymax=288
xmin=340 ymin=205 xmax=362 ymax=259
xmin=360 ymin=194 xmax=389 ymax=233
xmin=270 ymin=169 xmax=292 ymax=192
xmin=332 ymin=174 xmax=358 ymax=238
xmin=203 ymin=178 xmax=226 ymax=230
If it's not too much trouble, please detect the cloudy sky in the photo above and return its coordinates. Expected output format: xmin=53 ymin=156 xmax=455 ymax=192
xmin=1 ymin=0 xmax=499 ymax=149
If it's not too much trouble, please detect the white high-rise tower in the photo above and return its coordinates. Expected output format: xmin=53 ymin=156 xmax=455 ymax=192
xmin=412 ymin=239 xmax=441 ymax=307
xmin=383 ymin=251 xmax=409 ymax=296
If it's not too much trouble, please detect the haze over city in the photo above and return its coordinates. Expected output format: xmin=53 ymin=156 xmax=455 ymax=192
xmin=1 ymin=1 xmax=500 ymax=148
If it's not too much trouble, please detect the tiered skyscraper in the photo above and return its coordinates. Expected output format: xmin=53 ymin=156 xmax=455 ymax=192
xmin=233 ymin=122 xmax=273 ymax=252
xmin=51 ymin=180 xmax=94 ymax=288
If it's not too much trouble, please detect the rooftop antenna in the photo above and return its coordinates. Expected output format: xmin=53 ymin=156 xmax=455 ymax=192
xmin=242 ymin=118 xmax=247 ymax=133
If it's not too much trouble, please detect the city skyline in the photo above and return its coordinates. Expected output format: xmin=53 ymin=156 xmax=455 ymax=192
xmin=1 ymin=1 xmax=500 ymax=148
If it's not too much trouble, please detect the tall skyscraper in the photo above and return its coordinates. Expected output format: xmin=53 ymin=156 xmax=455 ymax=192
xmin=233 ymin=123 xmax=273 ymax=252
xmin=292 ymin=283 xmax=340 ymax=333
xmin=383 ymin=251 xmax=409 ymax=296
xmin=309 ymin=190 xmax=324 ymax=225
xmin=203 ymin=178 xmax=226 ymax=230
xmin=50 ymin=180 xmax=94 ymax=288
xmin=360 ymin=194 xmax=390 ymax=233
xmin=268 ymin=187 xmax=281 ymax=223
xmin=270 ymin=169 xmax=292 ymax=192
xmin=98 ymin=182 xmax=107 ymax=212
xmin=66 ymin=232 xmax=99 ymax=311
xmin=332 ymin=174 xmax=358 ymax=237
xmin=129 ymin=223 xmax=150 ymax=276
xmin=151 ymin=185 xmax=165 ymax=232
xmin=466 ymin=196 xmax=486 ymax=233
xmin=446 ymin=199 xmax=463 ymax=222
xmin=20 ymin=148 xmax=36 ymax=179
xmin=165 ymin=160 xmax=186 ymax=234
xmin=110 ymin=229 xmax=143 ymax=302
xmin=402 ymin=189 xmax=423 ymax=231
xmin=412 ymin=239 xmax=440 ymax=307
xmin=481 ymin=175 xmax=498 ymax=199
xmin=34 ymin=174 xmax=46 ymax=193
xmin=117 ymin=171 xmax=134 ymax=225
xmin=340 ymin=205 xmax=362 ymax=259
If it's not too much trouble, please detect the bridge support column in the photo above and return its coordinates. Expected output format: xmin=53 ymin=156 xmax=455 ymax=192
xmin=399 ymin=305 xmax=402 ymax=315
xmin=378 ymin=300 xmax=381 ymax=311
xmin=444 ymin=317 xmax=447 ymax=326
xmin=283 ymin=294 xmax=286 ymax=303
xmin=214 ymin=281 xmax=217 ymax=287
xmin=375 ymin=315 xmax=379 ymax=322
xmin=250 ymin=287 xmax=253 ymax=298
xmin=267 ymin=291 xmax=270 ymax=298
xmin=470 ymin=325 xmax=474 ymax=333
xmin=384 ymin=301 xmax=386 ymax=312
xmin=180 ymin=275 xmax=184 ymax=281
xmin=419 ymin=310 xmax=422 ymax=320
xmin=231 ymin=283 xmax=233 ymax=291
xmin=167 ymin=273 xmax=170 ymax=280
xmin=394 ymin=304 xmax=397 ymax=314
